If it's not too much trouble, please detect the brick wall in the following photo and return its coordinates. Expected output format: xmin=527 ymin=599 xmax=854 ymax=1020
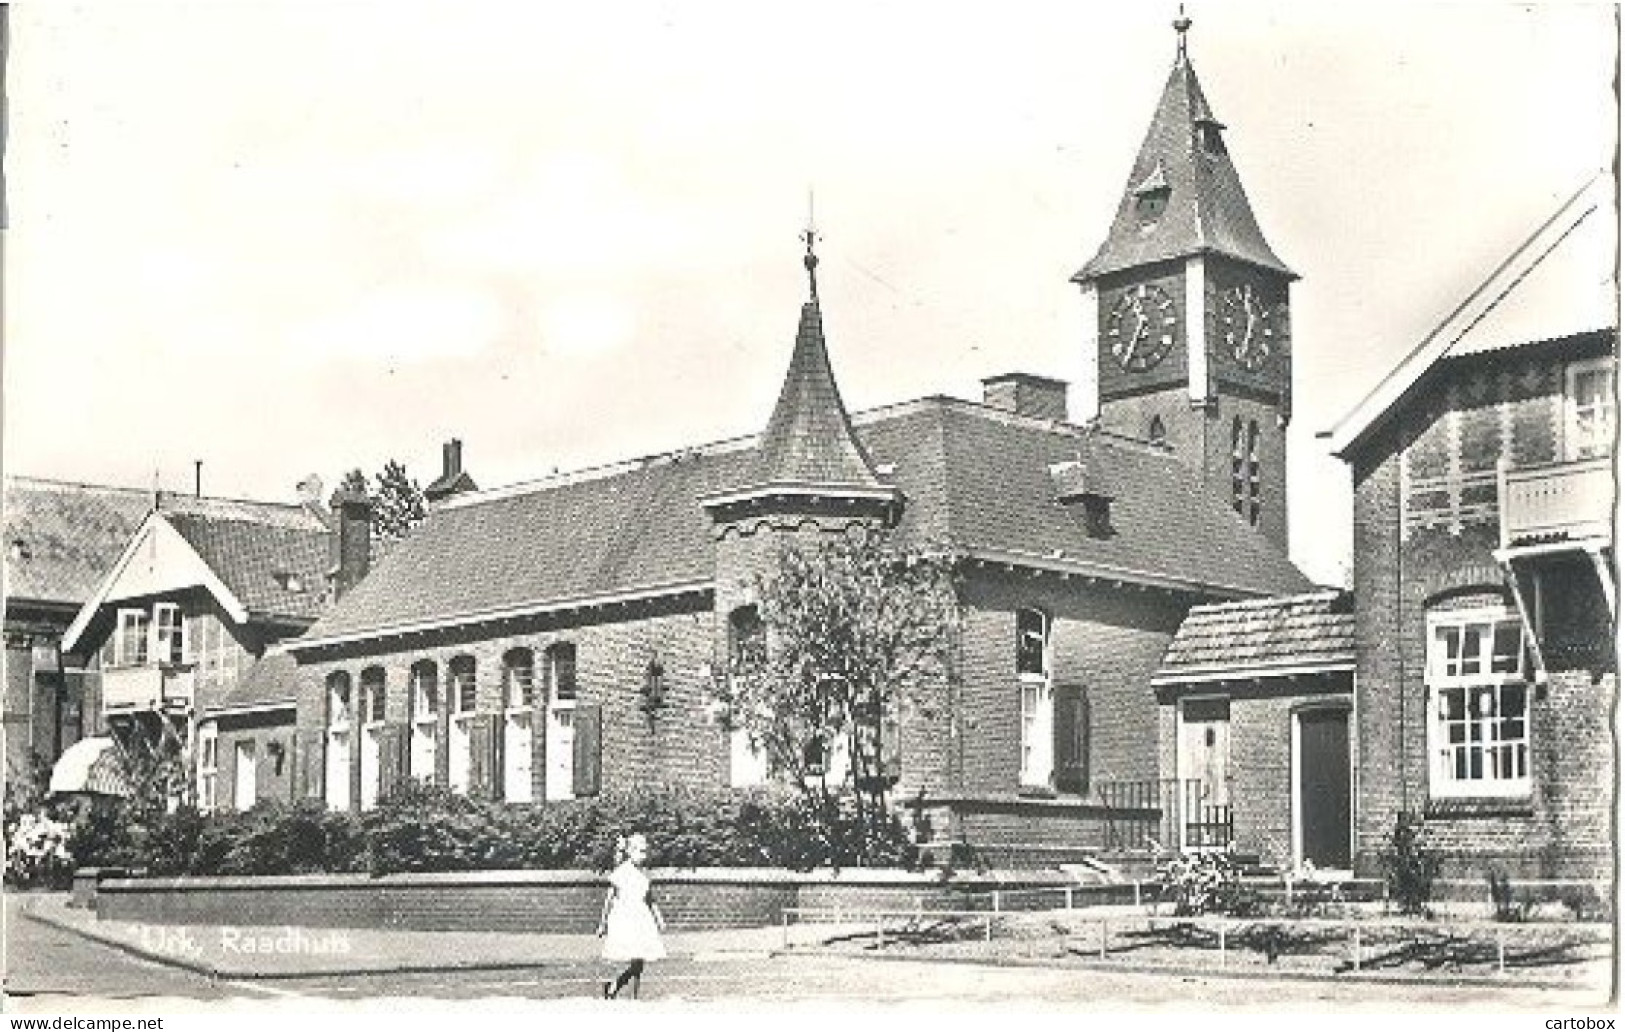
xmin=92 ymin=868 xmax=1083 ymax=933
xmin=293 ymin=593 xmax=724 ymax=808
xmin=957 ymin=569 xmax=1186 ymax=798
xmin=212 ymin=709 xmax=298 ymax=810
xmin=1349 ymin=349 xmax=1616 ymax=883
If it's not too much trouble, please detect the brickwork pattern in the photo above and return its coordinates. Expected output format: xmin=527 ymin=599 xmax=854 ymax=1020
xmin=1350 ymin=354 xmax=1616 ymax=882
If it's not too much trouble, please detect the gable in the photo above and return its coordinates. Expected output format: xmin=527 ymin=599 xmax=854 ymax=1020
xmin=60 ymin=514 xmax=250 ymax=655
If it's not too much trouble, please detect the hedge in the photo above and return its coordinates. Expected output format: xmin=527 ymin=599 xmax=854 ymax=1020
xmin=52 ymin=782 xmax=916 ymax=879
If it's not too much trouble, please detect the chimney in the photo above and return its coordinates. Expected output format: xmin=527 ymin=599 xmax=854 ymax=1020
xmin=424 ymin=437 xmax=478 ymax=503
xmin=329 ymin=485 xmax=372 ymax=600
xmin=981 ymin=373 xmax=1069 ymax=422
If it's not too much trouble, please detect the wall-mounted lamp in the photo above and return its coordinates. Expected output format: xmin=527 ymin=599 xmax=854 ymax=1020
xmin=641 ymin=655 xmax=667 ymax=718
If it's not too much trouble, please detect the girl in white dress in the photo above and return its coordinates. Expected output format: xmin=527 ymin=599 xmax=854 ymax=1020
xmin=598 ymin=832 xmax=666 ymax=999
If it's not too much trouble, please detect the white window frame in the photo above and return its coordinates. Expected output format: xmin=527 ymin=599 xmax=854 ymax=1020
xmin=1565 ymin=357 xmax=1615 ymax=461
xmin=233 ymin=740 xmax=258 ymax=811
xmin=153 ymin=603 xmax=187 ymax=666
xmin=197 ymin=724 xmax=219 ymax=813
xmin=115 ymin=608 xmax=150 ymax=668
xmin=358 ymin=669 xmax=386 ymax=810
xmin=448 ymin=657 xmax=477 ymax=794
xmin=544 ymin=645 xmax=577 ymax=800
xmin=1017 ymin=608 xmax=1054 ymax=789
xmin=326 ymin=674 xmax=352 ymax=811
xmin=409 ymin=662 xmax=439 ymax=782
xmin=1425 ymin=606 xmax=1531 ymax=799
xmin=503 ymin=650 xmax=536 ymax=803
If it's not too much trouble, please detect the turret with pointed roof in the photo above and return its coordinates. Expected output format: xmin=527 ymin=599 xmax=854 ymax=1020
xmin=1076 ymin=14 xmax=1296 ymax=554
xmin=702 ymin=232 xmax=901 ymax=525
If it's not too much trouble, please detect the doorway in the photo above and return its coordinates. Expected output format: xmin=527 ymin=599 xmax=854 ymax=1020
xmin=1295 ymin=706 xmax=1352 ymax=870
xmin=1177 ymin=696 xmax=1231 ymax=849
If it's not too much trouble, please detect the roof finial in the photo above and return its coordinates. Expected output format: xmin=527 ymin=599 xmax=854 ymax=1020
xmin=1173 ymin=4 xmax=1192 ymax=59
xmin=802 ymin=188 xmax=820 ymax=301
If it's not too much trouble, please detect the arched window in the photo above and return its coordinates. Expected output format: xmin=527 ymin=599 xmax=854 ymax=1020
xmin=503 ymin=648 xmax=536 ymax=710
xmin=1246 ymin=420 xmax=1262 ymax=527
xmin=1425 ymin=601 xmax=1529 ymax=798
xmin=1230 ymin=417 xmax=1246 ymax=516
xmin=408 ymin=660 xmax=438 ymax=782
xmin=325 ymin=671 xmax=353 ymax=811
xmin=543 ymin=644 xmax=577 ymax=801
xmin=502 ymin=648 xmax=537 ymax=803
xmin=1016 ymin=608 xmax=1053 ymax=788
xmin=358 ymin=667 xmax=386 ymax=810
xmin=727 ymin=607 xmax=769 ymax=788
xmin=1148 ymin=416 xmax=1167 ymax=447
xmin=447 ymin=656 xmax=477 ymax=793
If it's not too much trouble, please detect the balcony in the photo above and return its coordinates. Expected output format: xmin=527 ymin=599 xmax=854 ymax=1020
xmin=101 ymin=664 xmax=195 ymax=712
xmin=1499 ymin=456 xmax=1615 ymax=549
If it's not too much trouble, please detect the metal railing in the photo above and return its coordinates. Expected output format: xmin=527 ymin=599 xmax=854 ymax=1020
xmin=1097 ymin=778 xmax=1234 ymax=852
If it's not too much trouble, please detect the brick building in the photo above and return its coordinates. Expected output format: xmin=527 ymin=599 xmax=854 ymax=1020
xmin=1327 ymin=175 xmax=1617 ymax=882
xmin=276 ymin=23 xmax=1324 ymax=862
xmin=57 ymin=487 xmax=349 ymax=810
xmin=3 ymin=478 xmax=149 ymax=778
xmin=1151 ymin=591 xmax=1355 ymax=871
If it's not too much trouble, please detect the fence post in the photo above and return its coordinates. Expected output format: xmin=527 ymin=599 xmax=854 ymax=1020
xmin=876 ymin=919 xmax=884 ymax=950
xmin=1496 ymin=930 xmax=1506 ymax=976
xmin=1065 ymin=887 xmax=1074 ymax=911
xmin=1351 ymin=928 xmax=1361 ymax=971
xmin=781 ymin=909 xmax=789 ymax=950
xmin=1132 ymin=880 xmax=1141 ymax=908
xmin=984 ymin=915 xmax=992 ymax=942
xmin=992 ymin=890 xmax=1002 ymax=912
xmin=1099 ymin=918 xmax=1108 ymax=960
xmin=1217 ymin=922 xmax=1226 ymax=969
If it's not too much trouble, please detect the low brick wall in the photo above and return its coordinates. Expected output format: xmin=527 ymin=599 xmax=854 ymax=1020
xmin=89 ymin=868 xmax=1122 ymax=932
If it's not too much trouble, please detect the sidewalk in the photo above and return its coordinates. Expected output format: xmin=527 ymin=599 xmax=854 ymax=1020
xmin=15 ymin=895 xmax=786 ymax=981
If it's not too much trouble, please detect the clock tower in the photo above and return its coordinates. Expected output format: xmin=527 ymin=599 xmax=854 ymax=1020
xmin=1073 ymin=15 xmax=1296 ymax=551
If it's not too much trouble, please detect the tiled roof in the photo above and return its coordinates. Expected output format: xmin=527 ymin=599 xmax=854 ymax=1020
xmin=297 ymin=397 xmax=1312 ymax=646
xmin=3 ymin=478 xmax=151 ymax=608
xmin=1074 ymin=50 xmax=1293 ymax=282
xmin=209 ymin=650 xmax=298 ymax=713
xmin=163 ymin=511 xmax=333 ymax=625
xmin=1154 ymin=591 xmax=1355 ymax=683
xmin=744 ymin=299 xmax=885 ymax=492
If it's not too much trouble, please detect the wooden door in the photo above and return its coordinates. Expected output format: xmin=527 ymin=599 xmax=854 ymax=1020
xmin=1297 ymin=708 xmax=1351 ymax=869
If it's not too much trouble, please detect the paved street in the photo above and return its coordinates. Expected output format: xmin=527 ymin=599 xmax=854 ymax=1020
xmin=3 ymin=905 xmax=1608 ymax=1011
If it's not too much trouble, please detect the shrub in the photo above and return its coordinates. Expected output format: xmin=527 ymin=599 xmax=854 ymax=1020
xmin=1379 ymin=811 xmax=1441 ymax=916
xmin=1156 ymin=850 xmax=1256 ymax=916
xmin=1486 ymin=869 xmax=1532 ymax=923
xmin=5 ymin=811 xmax=76 ymax=889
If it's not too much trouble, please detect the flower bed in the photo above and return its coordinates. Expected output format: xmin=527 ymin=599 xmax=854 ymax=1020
xmin=789 ymin=906 xmax=1613 ymax=984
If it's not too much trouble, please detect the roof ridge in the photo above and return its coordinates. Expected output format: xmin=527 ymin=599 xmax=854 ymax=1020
xmin=1187 ymin=589 xmax=1346 ymax=613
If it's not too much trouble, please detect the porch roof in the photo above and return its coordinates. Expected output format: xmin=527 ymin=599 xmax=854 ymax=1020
xmin=1153 ymin=590 xmax=1354 ymax=686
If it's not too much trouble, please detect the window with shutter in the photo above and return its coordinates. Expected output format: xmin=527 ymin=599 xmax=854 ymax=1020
xmin=572 ymin=702 xmax=602 ymax=797
xmin=1053 ymin=684 xmax=1090 ymax=795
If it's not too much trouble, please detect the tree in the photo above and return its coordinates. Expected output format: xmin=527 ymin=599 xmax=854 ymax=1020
xmin=718 ymin=530 xmax=960 ymax=864
xmin=339 ymin=461 xmax=428 ymax=560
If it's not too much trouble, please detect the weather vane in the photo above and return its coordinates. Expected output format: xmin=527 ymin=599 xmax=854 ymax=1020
xmin=802 ymin=188 xmax=820 ymax=300
xmin=1174 ymin=4 xmax=1192 ymax=57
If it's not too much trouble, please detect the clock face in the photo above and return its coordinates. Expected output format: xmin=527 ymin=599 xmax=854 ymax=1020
xmin=1105 ymin=283 xmax=1179 ymax=372
xmin=1218 ymin=284 xmax=1284 ymax=371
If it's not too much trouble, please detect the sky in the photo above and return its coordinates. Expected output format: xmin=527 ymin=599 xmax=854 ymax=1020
xmin=5 ymin=0 xmax=1617 ymax=587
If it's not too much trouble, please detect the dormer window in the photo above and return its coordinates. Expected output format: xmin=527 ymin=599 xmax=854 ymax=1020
xmin=1197 ymin=120 xmax=1227 ymax=157
xmin=1132 ymin=163 xmax=1171 ymax=227
xmin=274 ymin=571 xmax=306 ymax=594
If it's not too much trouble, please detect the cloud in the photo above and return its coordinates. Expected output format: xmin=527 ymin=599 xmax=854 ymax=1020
xmin=289 ymin=287 xmax=505 ymax=365
xmin=537 ymin=296 xmax=638 ymax=359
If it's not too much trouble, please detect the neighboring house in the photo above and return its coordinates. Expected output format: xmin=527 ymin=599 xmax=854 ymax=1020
xmin=58 ymin=487 xmax=360 ymax=811
xmin=281 ymin=24 xmax=1318 ymax=863
xmin=1327 ymin=175 xmax=1617 ymax=884
xmin=3 ymin=478 xmax=150 ymax=778
xmin=1151 ymin=592 xmax=1355 ymax=871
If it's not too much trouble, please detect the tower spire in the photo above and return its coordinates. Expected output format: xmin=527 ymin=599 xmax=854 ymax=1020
xmin=1174 ymin=5 xmax=1192 ymax=60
